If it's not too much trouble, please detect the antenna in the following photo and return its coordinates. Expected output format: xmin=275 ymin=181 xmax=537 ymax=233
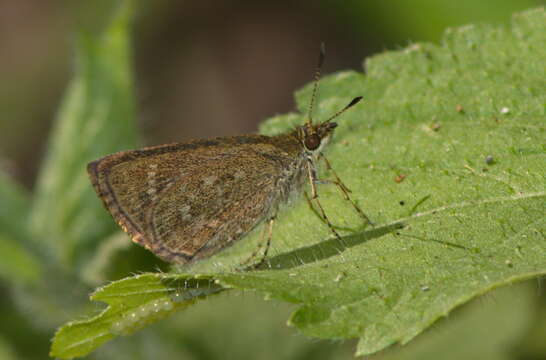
xmin=323 ymin=96 xmax=363 ymax=123
xmin=306 ymin=42 xmax=326 ymax=127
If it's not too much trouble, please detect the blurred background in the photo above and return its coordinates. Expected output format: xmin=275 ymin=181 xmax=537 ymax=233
xmin=0 ymin=0 xmax=541 ymax=189
xmin=0 ymin=1 xmax=543 ymax=359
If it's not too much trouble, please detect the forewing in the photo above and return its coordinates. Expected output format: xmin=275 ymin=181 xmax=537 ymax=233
xmin=87 ymin=136 xmax=297 ymax=263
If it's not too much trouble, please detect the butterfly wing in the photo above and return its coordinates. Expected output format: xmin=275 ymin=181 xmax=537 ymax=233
xmin=88 ymin=135 xmax=303 ymax=264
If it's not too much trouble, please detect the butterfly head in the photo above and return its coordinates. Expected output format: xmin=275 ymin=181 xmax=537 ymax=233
xmin=298 ymin=95 xmax=363 ymax=154
xmin=298 ymin=121 xmax=338 ymax=154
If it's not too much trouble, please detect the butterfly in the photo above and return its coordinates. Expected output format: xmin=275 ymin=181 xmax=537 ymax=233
xmin=88 ymin=44 xmax=369 ymax=266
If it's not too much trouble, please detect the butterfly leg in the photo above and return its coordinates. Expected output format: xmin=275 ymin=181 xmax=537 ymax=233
xmin=305 ymin=159 xmax=345 ymax=243
xmin=318 ymin=153 xmax=373 ymax=226
xmin=240 ymin=217 xmax=275 ymax=271
xmin=257 ymin=217 xmax=274 ymax=264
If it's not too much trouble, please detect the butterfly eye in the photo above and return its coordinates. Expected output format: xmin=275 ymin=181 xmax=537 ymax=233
xmin=304 ymin=134 xmax=321 ymax=150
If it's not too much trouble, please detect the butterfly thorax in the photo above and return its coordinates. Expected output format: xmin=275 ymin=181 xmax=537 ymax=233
xmin=267 ymin=120 xmax=338 ymax=205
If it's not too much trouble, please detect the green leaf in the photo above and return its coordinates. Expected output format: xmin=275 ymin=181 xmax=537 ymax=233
xmin=50 ymin=274 xmax=223 ymax=359
xmin=54 ymin=276 xmax=354 ymax=360
xmin=28 ymin=0 xmax=138 ymax=269
xmin=52 ymin=7 xmax=545 ymax=358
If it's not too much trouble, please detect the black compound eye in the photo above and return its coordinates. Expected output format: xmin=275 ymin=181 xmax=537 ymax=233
xmin=304 ymin=134 xmax=321 ymax=150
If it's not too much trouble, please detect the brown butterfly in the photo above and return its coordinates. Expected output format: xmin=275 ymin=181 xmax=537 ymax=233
xmin=88 ymin=44 xmax=369 ymax=266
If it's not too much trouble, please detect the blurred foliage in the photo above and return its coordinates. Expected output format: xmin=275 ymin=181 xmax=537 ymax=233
xmin=0 ymin=0 xmax=541 ymax=186
xmin=319 ymin=0 xmax=541 ymax=43
xmin=0 ymin=1 xmax=544 ymax=359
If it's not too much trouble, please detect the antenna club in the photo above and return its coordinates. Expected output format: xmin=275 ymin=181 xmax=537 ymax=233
xmin=322 ymin=95 xmax=364 ymax=124
xmin=348 ymin=96 xmax=363 ymax=107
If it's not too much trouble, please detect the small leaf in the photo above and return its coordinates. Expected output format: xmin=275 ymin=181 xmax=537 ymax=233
xmin=50 ymin=273 xmax=223 ymax=359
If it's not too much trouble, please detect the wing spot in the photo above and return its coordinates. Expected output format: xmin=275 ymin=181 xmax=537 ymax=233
xmin=147 ymin=188 xmax=157 ymax=200
xmin=179 ymin=204 xmax=192 ymax=221
xmin=234 ymin=170 xmax=246 ymax=180
xmin=147 ymin=170 xmax=158 ymax=189
xmin=215 ymin=186 xmax=224 ymax=197
xmin=207 ymin=219 xmax=221 ymax=228
xmin=203 ymin=175 xmax=218 ymax=186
